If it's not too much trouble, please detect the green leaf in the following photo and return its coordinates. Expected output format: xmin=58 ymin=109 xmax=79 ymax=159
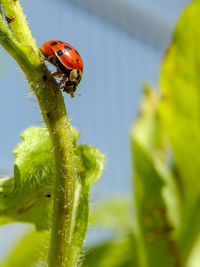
xmin=132 ymin=87 xmax=181 ymax=267
xmin=159 ymin=0 xmax=200 ymax=261
xmin=82 ymin=235 xmax=139 ymax=267
xmin=89 ymin=197 xmax=134 ymax=233
xmin=0 ymin=177 xmax=15 ymax=195
xmin=187 ymin=235 xmax=200 ymax=267
xmin=66 ymin=145 xmax=105 ymax=266
xmin=5 ymin=230 xmax=49 ymax=267
xmin=0 ymin=126 xmax=105 ymax=234
xmin=77 ymin=145 xmax=105 ymax=188
xmin=84 ymin=197 xmax=139 ymax=267
xmin=0 ymin=125 xmax=105 ymax=266
xmin=0 ymin=127 xmax=56 ymax=230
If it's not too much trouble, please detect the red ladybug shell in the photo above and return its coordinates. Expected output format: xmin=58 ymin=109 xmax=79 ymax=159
xmin=40 ymin=40 xmax=83 ymax=72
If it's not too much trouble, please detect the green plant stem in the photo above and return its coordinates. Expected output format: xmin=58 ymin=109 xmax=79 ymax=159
xmin=1 ymin=0 xmax=37 ymax=44
xmin=66 ymin=183 xmax=90 ymax=266
xmin=0 ymin=2 xmax=77 ymax=266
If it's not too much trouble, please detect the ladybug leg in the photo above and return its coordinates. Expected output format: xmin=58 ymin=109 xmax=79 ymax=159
xmin=53 ymin=74 xmax=67 ymax=93
xmin=47 ymin=71 xmax=63 ymax=82
xmin=54 ymin=83 xmax=61 ymax=93
xmin=41 ymin=55 xmax=55 ymax=62
xmin=58 ymin=74 xmax=67 ymax=85
xmin=52 ymin=71 xmax=63 ymax=78
xmin=41 ymin=57 xmax=46 ymax=61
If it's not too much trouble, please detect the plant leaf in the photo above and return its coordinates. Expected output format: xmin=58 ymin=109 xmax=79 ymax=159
xmin=5 ymin=230 xmax=49 ymax=267
xmin=132 ymin=87 xmax=181 ymax=267
xmin=82 ymin=235 xmax=139 ymax=267
xmin=159 ymin=0 xmax=200 ymax=261
xmin=0 ymin=126 xmax=104 ymax=234
xmin=76 ymin=145 xmax=105 ymax=188
xmin=89 ymin=197 xmax=134 ymax=233
xmin=67 ymin=145 xmax=105 ymax=266
xmin=0 ymin=127 xmax=56 ymax=230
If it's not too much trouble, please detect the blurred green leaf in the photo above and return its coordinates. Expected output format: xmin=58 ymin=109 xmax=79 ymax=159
xmin=83 ymin=197 xmax=138 ymax=267
xmin=83 ymin=235 xmax=139 ymax=267
xmin=5 ymin=230 xmax=48 ymax=267
xmin=159 ymin=0 xmax=200 ymax=261
xmin=132 ymin=87 xmax=181 ymax=267
xmin=187 ymin=235 xmax=200 ymax=267
xmin=89 ymin=197 xmax=134 ymax=233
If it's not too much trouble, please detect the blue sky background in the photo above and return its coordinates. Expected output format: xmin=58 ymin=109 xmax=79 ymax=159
xmin=0 ymin=0 xmax=191 ymax=259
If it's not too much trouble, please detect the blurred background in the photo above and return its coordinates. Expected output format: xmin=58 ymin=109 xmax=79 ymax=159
xmin=0 ymin=0 xmax=191 ymax=260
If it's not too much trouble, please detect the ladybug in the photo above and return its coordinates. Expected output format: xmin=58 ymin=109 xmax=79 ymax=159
xmin=40 ymin=40 xmax=83 ymax=97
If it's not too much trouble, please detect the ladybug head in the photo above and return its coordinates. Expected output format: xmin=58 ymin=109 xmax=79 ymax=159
xmin=63 ymin=69 xmax=83 ymax=97
xmin=69 ymin=69 xmax=82 ymax=87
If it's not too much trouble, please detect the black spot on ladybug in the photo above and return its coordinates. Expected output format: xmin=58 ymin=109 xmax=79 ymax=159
xmin=71 ymin=59 xmax=74 ymax=62
xmin=76 ymin=59 xmax=80 ymax=64
xmin=77 ymin=70 xmax=80 ymax=74
xmin=6 ymin=16 xmax=15 ymax=23
xmin=57 ymin=50 xmax=64 ymax=56
xmin=75 ymin=50 xmax=80 ymax=55
xmin=45 ymin=194 xmax=51 ymax=198
xmin=58 ymin=41 xmax=63 ymax=43
xmin=42 ymin=75 xmax=47 ymax=81
xmin=76 ymin=74 xmax=80 ymax=81
xmin=64 ymin=45 xmax=72 ymax=50
xmin=51 ymin=41 xmax=57 ymax=46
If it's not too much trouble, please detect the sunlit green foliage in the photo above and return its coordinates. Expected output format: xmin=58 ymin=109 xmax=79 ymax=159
xmin=0 ymin=126 xmax=105 ymax=266
xmin=160 ymin=0 xmax=200 ymax=261
xmin=83 ymin=1 xmax=200 ymax=267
